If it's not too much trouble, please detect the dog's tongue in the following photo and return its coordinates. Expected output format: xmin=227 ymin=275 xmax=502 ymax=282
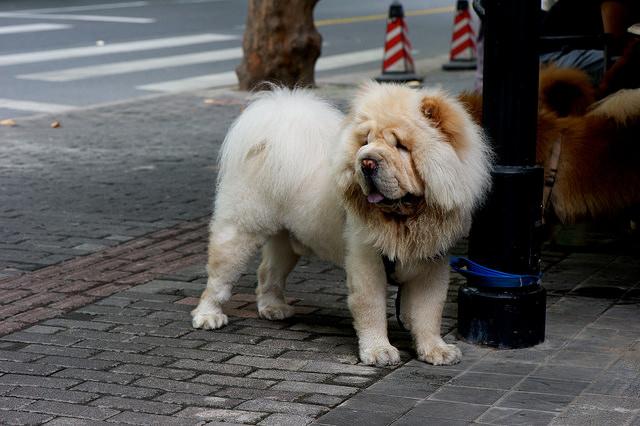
xmin=367 ymin=193 xmax=385 ymax=204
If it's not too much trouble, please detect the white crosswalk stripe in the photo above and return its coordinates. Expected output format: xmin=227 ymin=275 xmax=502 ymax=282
xmin=138 ymin=48 xmax=384 ymax=92
xmin=5 ymin=1 xmax=150 ymax=14
xmin=0 ymin=34 xmax=238 ymax=67
xmin=0 ymin=23 xmax=71 ymax=35
xmin=0 ymin=98 xmax=74 ymax=113
xmin=0 ymin=12 xmax=155 ymax=24
xmin=18 ymin=48 xmax=243 ymax=82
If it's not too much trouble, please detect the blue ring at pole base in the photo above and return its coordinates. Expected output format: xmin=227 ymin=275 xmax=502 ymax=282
xmin=442 ymin=59 xmax=477 ymax=71
xmin=375 ymin=72 xmax=424 ymax=84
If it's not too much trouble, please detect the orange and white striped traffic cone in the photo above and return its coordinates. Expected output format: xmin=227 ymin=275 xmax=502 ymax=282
xmin=442 ymin=0 xmax=477 ymax=70
xmin=376 ymin=1 xmax=423 ymax=84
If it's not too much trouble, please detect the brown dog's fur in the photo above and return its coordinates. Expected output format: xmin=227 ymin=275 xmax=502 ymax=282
xmin=459 ymin=67 xmax=640 ymax=224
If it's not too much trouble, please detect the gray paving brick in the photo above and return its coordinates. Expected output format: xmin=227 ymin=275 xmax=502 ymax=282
xmin=176 ymin=406 xmax=267 ymax=423
xmin=201 ymin=341 xmax=286 ymax=357
xmin=167 ymin=359 xmax=253 ymax=376
xmin=248 ymin=369 xmax=329 ymax=383
xmin=272 ymin=381 xmax=358 ymax=396
xmin=112 ymin=364 xmax=196 ymax=380
xmin=470 ymin=359 xmax=539 ymax=376
xmin=54 ymin=368 xmax=137 ymax=385
xmin=0 ymin=396 xmax=34 ymax=410
xmin=148 ymin=346 xmax=230 ymax=362
xmin=226 ymin=355 xmax=307 ymax=371
xmin=59 ymin=329 xmax=132 ymax=343
xmin=92 ymin=315 xmax=171 ymax=327
xmin=193 ymin=373 xmax=275 ymax=390
xmin=301 ymin=394 xmax=343 ymax=407
xmin=90 ymin=395 xmax=182 ymax=415
xmin=497 ymin=391 xmax=575 ymax=412
xmin=19 ymin=344 xmax=98 ymax=358
xmin=182 ymin=330 xmax=263 ymax=344
xmin=404 ymin=400 xmax=489 ymax=421
xmin=531 ymin=364 xmax=603 ymax=382
xmin=236 ymin=398 xmax=329 ymax=417
xmin=36 ymin=355 xmax=117 ymax=370
xmin=216 ymin=387 xmax=303 ymax=402
xmin=130 ymin=335 xmax=204 ymax=348
xmin=331 ymin=375 xmax=374 ymax=386
xmin=154 ymin=392 xmax=241 ymax=409
xmin=516 ymin=377 xmax=590 ymax=396
xmin=450 ymin=372 xmax=523 ymax=390
xmin=43 ymin=318 xmax=115 ymax=331
xmin=76 ymin=305 xmax=148 ymax=317
xmin=0 ymin=360 xmax=60 ymax=376
xmin=9 ymin=386 xmax=98 ymax=404
xmin=22 ymin=400 xmax=120 ymax=420
xmin=0 ymin=374 xmax=79 ymax=389
xmin=0 ymin=410 xmax=53 ymax=425
xmin=107 ymin=411 xmax=202 ymax=425
xmin=73 ymin=339 xmax=154 ymax=353
xmin=300 ymin=361 xmax=380 ymax=376
xmin=315 ymin=407 xmax=399 ymax=426
xmin=341 ymin=392 xmax=418 ymax=414
xmin=429 ymin=385 xmax=507 ymax=405
xmin=134 ymin=376 xmax=219 ymax=395
xmin=258 ymin=413 xmax=314 ymax=425
xmin=91 ymin=351 xmax=169 ymax=366
xmin=72 ymin=381 xmax=160 ymax=399
xmin=236 ymin=327 xmax=310 ymax=340
xmin=0 ymin=349 xmax=43 ymax=362
xmin=478 ymin=407 xmax=557 ymax=425
xmin=23 ymin=325 xmax=63 ymax=334
xmin=1 ymin=331 xmax=81 ymax=346
xmin=111 ymin=325 xmax=188 ymax=338
xmin=42 ymin=418 xmax=114 ymax=426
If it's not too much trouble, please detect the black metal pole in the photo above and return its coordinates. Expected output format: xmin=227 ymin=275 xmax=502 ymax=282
xmin=458 ymin=0 xmax=546 ymax=348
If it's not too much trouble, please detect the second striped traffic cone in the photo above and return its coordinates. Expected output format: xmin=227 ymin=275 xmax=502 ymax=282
xmin=376 ymin=1 xmax=423 ymax=84
xmin=442 ymin=0 xmax=477 ymax=71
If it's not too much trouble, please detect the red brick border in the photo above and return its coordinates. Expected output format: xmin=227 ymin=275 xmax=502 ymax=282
xmin=0 ymin=218 xmax=210 ymax=335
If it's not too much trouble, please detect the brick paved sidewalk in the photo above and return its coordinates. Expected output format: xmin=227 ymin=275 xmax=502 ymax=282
xmin=0 ymin=223 xmax=639 ymax=425
xmin=1 ymin=80 xmax=640 ymax=425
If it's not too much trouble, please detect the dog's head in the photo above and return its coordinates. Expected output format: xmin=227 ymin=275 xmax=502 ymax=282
xmin=337 ymin=82 xmax=491 ymax=216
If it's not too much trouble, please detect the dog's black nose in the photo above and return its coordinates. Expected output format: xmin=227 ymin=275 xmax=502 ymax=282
xmin=361 ymin=158 xmax=378 ymax=175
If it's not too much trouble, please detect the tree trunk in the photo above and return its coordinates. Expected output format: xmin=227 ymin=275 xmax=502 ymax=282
xmin=236 ymin=0 xmax=322 ymax=90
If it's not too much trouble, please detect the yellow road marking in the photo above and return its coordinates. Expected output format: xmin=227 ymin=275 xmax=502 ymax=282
xmin=315 ymin=6 xmax=454 ymax=27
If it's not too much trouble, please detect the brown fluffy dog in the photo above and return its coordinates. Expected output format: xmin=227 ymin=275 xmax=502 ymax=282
xmin=460 ymin=67 xmax=640 ymax=224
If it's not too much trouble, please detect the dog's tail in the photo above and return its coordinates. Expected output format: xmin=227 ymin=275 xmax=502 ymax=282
xmin=539 ymin=65 xmax=596 ymax=117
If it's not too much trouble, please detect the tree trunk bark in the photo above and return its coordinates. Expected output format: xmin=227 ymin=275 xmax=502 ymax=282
xmin=236 ymin=0 xmax=322 ymax=90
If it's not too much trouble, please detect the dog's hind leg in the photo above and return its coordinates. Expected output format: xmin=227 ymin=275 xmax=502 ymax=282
xmin=191 ymin=221 xmax=265 ymax=330
xmin=256 ymin=230 xmax=299 ymax=321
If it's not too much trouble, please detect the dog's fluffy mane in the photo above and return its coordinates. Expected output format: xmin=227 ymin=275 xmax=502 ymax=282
xmin=335 ymin=82 xmax=492 ymax=261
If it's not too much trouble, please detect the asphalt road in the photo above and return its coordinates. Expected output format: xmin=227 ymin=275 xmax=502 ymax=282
xmin=0 ymin=0 xmax=455 ymax=119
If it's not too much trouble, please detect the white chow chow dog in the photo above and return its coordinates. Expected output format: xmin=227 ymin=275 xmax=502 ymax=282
xmin=191 ymin=82 xmax=492 ymax=366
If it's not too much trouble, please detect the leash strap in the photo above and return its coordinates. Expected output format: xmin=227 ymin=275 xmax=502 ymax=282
xmin=450 ymin=257 xmax=542 ymax=288
xmin=542 ymin=135 xmax=562 ymax=222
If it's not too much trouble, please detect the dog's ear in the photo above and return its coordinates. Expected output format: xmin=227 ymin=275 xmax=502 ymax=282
xmin=420 ymin=95 xmax=468 ymax=152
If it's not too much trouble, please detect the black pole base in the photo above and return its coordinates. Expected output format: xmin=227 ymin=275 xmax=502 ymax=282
xmin=375 ymin=72 xmax=423 ymax=84
xmin=442 ymin=59 xmax=477 ymax=71
xmin=457 ymin=284 xmax=546 ymax=348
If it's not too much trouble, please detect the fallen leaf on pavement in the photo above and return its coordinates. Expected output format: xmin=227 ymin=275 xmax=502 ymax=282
xmin=51 ymin=121 xmax=61 ymax=128
xmin=0 ymin=119 xmax=16 ymax=127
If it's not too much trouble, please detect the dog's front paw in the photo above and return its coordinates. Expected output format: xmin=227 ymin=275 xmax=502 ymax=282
xmin=417 ymin=342 xmax=462 ymax=366
xmin=191 ymin=307 xmax=228 ymax=330
xmin=360 ymin=344 xmax=401 ymax=366
xmin=258 ymin=303 xmax=295 ymax=321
